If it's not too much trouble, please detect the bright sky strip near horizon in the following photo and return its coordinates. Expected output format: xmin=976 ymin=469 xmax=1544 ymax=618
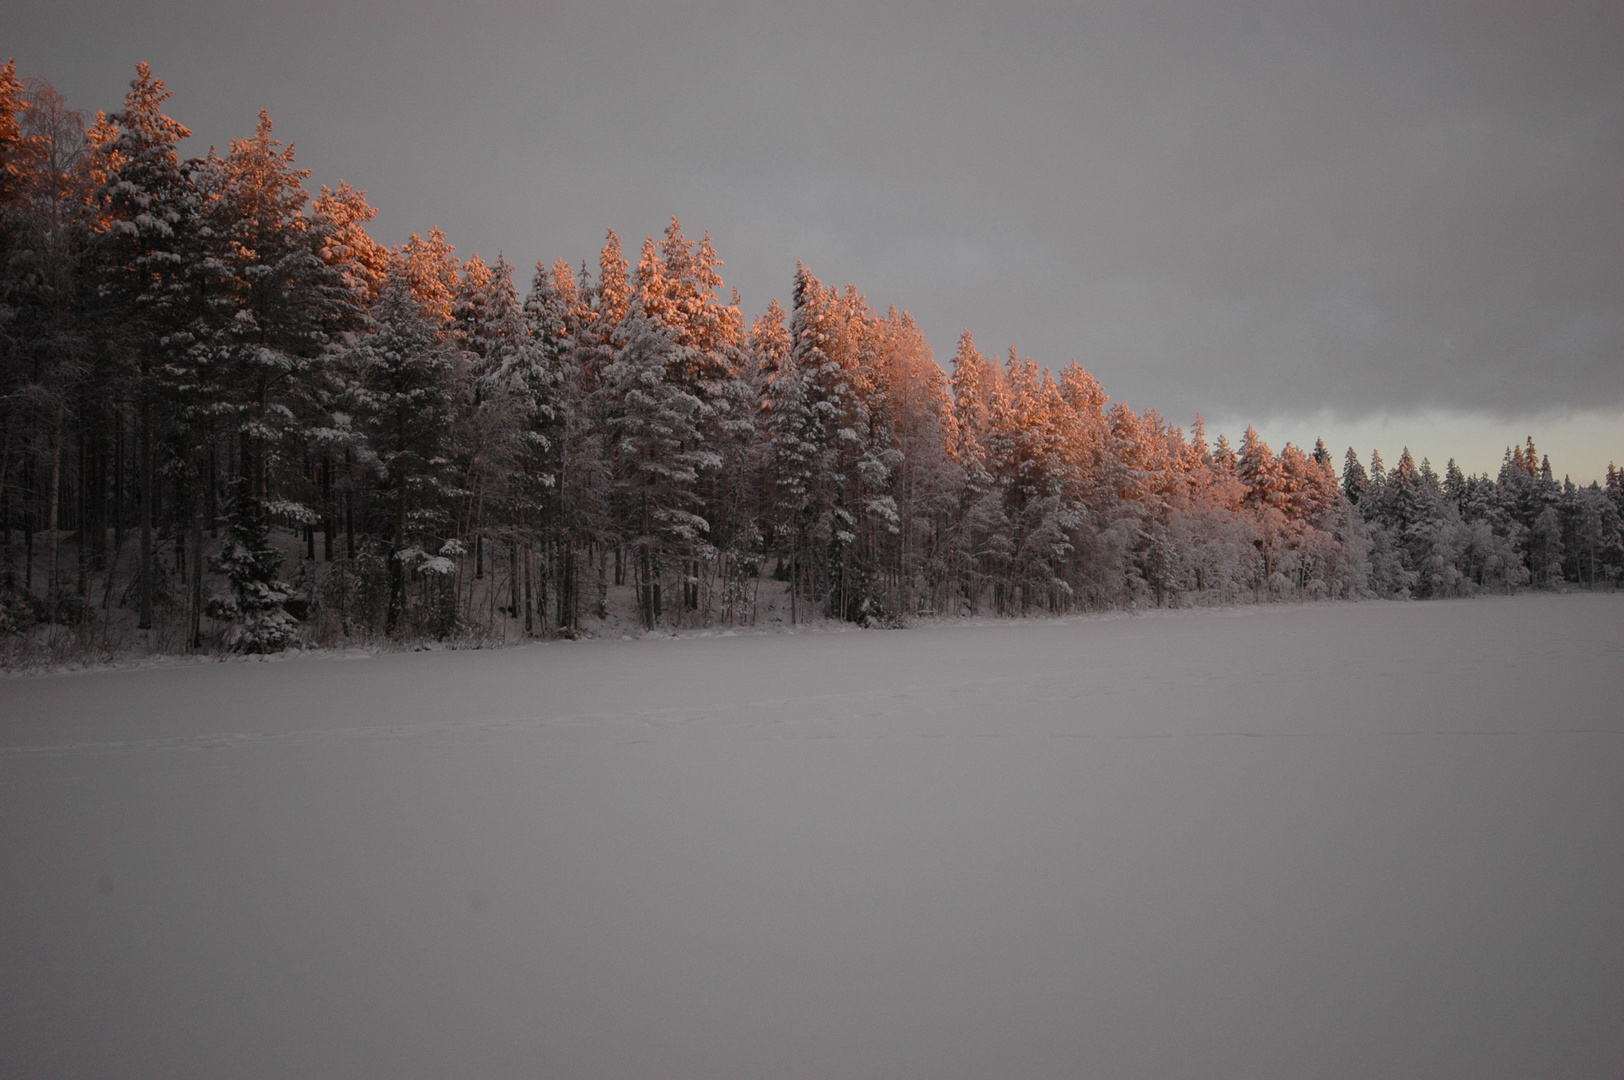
xmin=9 ymin=0 xmax=1622 ymax=480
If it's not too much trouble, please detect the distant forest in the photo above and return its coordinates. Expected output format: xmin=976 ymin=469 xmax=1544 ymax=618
xmin=2 ymin=62 xmax=1621 ymax=657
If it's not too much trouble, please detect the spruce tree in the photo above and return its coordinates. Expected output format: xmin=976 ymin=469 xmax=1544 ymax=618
xmin=1443 ymin=458 xmax=1467 ymax=512
xmin=592 ymin=229 xmax=629 ymax=349
xmin=206 ymin=475 xmax=295 ymax=652
xmin=1342 ymin=447 xmax=1368 ymax=505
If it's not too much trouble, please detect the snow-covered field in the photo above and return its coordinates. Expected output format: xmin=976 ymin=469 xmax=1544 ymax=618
xmin=2 ymin=594 xmax=1621 ymax=1079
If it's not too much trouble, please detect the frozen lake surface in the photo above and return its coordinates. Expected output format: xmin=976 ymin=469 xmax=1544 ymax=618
xmin=3 ymin=594 xmax=1622 ymax=1079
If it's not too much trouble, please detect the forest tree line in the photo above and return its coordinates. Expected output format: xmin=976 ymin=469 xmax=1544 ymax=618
xmin=2 ymin=62 xmax=1622 ymax=654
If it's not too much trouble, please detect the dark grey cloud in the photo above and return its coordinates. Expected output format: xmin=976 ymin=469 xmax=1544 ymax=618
xmin=10 ymin=0 xmax=1623 ymax=428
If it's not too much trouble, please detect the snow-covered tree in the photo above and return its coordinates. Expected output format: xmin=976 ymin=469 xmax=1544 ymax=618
xmin=349 ymin=261 xmax=458 ymax=633
xmin=206 ymin=475 xmax=295 ymax=652
xmin=603 ymin=302 xmax=713 ymax=630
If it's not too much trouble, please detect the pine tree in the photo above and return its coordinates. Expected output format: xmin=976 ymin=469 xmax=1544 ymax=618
xmin=763 ymin=328 xmax=816 ymax=620
xmin=777 ymin=265 xmax=905 ymax=621
xmin=1188 ymin=415 xmax=1210 ymax=464
xmin=632 ymin=234 xmax=672 ymax=330
xmin=750 ymin=299 xmax=792 ymax=391
xmin=398 ymin=227 xmax=459 ymax=324
xmin=97 ymin=63 xmax=196 ymax=630
xmin=873 ymin=307 xmax=954 ymax=618
xmin=349 ymin=261 xmax=458 ymax=633
xmin=750 ymin=298 xmax=804 ymax=606
xmin=448 ymin=253 xmax=527 ymax=620
xmin=603 ymin=302 xmax=710 ymax=630
xmin=311 ymin=181 xmax=390 ymax=303
xmin=513 ymin=256 xmax=606 ymax=635
xmin=1237 ymin=426 xmax=1286 ymax=510
xmin=0 ymin=58 xmax=43 ymax=209
xmin=1 ymin=73 xmax=110 ymax=630
xmin=948 ymin=330 xmax=993 ymax=467
xmin=212 ymin=111 xmax=359 ymax=505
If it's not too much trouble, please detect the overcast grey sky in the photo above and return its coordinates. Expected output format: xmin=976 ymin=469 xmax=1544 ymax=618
xmin=9 ymin=0 xmax=1622 ymax=477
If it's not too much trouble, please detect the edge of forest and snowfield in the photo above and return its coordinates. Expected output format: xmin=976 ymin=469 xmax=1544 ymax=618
xmin=4 ymin=64 xmax=1622 ymax=681
xmin=4 ymin=582 xmax=1617 ymax=682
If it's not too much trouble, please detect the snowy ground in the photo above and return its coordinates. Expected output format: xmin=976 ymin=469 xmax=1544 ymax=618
xmin=2 ymin=594 xmax=1621 ymax=1079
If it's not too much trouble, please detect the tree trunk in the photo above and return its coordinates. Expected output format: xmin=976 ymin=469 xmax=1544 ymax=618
xmin=189 ymin=477 xmax=204 ymax=650
xmin=386 ymin=471 xmax=407 ymax=634
xmin=523 ymin=544 xmax=534 ymax=636
xmin=47 ymin=430 xmax=61 ymax=632
xmin=113 ymin=407 xmax=124 ymax=563
xmin=639 ymin=542 xmax=655 ymax=631
xmin=344 ymin=452 xmax=355 ymax=561
xmin=596 ymin=545 xmax=608 ymax=619
xmin=321 ymin=456 xmax=333 ymax=561
xmin=304 ymin=452 xmax=316 ymax=561
xmin=1 ymin=428 xmax=13 ymax=587
xmin=207 ymin=435 xmax=218 ymax=537
xmin=543 ymin=540 xmax=555 ymax=633
xmin=509 ymin=542 xmax=519 ymax=622
xmin=138 ymin=393 xmax=153 ymax=630
xmin=559 ymin=544 xmax=574 ymax=633
xmin=77 ymin=423 xmax=88 ymax=600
